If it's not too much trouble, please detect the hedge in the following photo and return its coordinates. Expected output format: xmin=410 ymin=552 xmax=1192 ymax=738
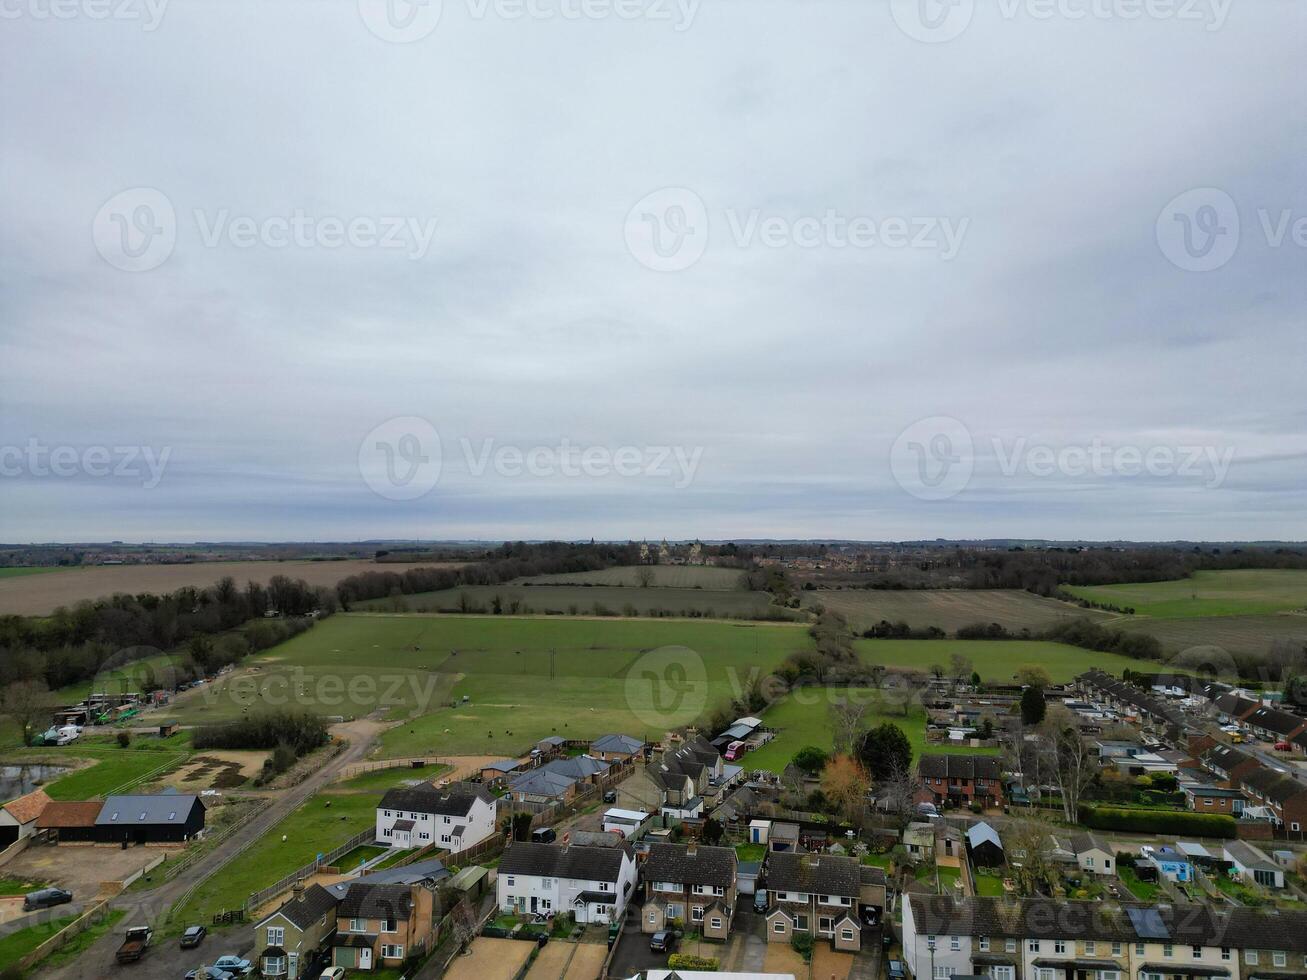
xmin=1078 ymin=804 xmax=1236 ymax=838
xmin=669 ymin=954 xmax=720 ymax=970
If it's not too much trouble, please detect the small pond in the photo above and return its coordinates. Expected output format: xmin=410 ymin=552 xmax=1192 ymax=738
xmin=0 ymin=764 xmax=69 ymax=800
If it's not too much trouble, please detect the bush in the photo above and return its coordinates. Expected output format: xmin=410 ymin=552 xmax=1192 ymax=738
xmin=668 ymin=953 xmax=719 ymax=970
xmin=116 ymin=731 xmax=131 ymax=748
xmin=791 ymin=933 xmax=815 ymax=962
xmin=1079 ymin=804 xmax=1236 ymax=838
xmin=193 ymin=709 xmax=329 ymax=754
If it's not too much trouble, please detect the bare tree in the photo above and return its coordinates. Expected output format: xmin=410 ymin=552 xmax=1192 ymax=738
xmin=1004 ymin=815 xmax=1059 ymax=897
xmin=949 ymin=653 xmax=974 ymax=685
xmin=1043 ymin=705 xmax=1095 ymax=822
xmin=878 ymin=758 xmax=921 ymax=831
xmin=828 ymin=696 xmax=870 ymax=755
xmin=1 ymin=680 xmax=50 ymax=747
xmin=637 ymin=567 xmax=654 ymax=588
xmin=449 ymin=896 xmax=479 ymax=953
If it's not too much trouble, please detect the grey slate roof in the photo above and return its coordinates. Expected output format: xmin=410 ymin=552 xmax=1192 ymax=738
xmin=643 ymin=843 xmax=736 ymax=889
xmin=263 ymin=883 xmax=339 ymax=930
xmin=766 ymin=851 xmax=860 ymax=898
xmin=379 ymin=782 xmax=493 ymax=817
xmin=95 ymin=793 xmax=203 ymax=826
xmin=591 ymin=734 xmax=645 ymax=754
xmin=1069 ymin=831 xmax=1111 ymax=856
xmin=965 ymin=822 xmax=1003 ymax=853
xmin=499 ymin=841 xmax=630 ymax=882
xmin=338 ymin=882 xmax=414 ymax=921
xmin=918 ymin=754 xmax=1003 ymax=781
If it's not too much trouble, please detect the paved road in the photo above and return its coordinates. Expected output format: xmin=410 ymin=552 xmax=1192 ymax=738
xmin=43 ymin=722 xmax=383 ymax=980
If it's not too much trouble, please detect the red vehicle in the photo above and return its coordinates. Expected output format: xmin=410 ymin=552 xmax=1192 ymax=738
xmin=725 ymin=740 xmax=747 ymax=761
xmin=1275 ymin=741 xmax=1292 ymax=751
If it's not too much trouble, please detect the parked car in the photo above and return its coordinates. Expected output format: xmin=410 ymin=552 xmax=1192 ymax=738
xmin=211 ymin=955 xmax=253 ymax=976
xmin=115 ymin=925 xmax=153 ymax=964
xmin=185 ymin=969 xmax=235 ymax=980
xmin=180 ymin=925 xmax=207 ymax=949
xmin=319 ymin=970 xmax=347 ymax=980
xmin=531 ymin=827 xmax=557 ymax=844
xmin=888 ymin=960 xmax=907 ymax=980
xmin=753 ymin=889 xmax=768 ymax=914
xmin=650 ymin=930 xmax=676 ymax=954
xmin=23 ymin=887 xmax=73 ymax=911
xmin=861 ymin=906 xmax=881 ymax=928
xmin=603 ymin=790 xmax=617 ymax=803
xmin=1275 ymin=741 xmax=1293 ymax=751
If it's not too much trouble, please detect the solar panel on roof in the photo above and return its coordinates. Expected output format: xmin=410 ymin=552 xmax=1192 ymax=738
xmin=1126 ymin=907 xmax=1169 ymax=940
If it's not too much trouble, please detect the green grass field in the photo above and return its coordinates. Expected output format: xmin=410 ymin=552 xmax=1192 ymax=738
xmin=0 ymin=735 xmax=192 ymax=802
xmin=157 ymin=614 xmax=808 ymax=758
xmin=171 ymin=787 xmax=382 ymax=926
xmin=334 ymin=763 xmax=451 ymax=792
xmin=743 ymin=690 xmax=997 ymax=773
xmin=1114 ymin=613 xmax=1307 ymax=659
xmin=1065 ymin=570 xmax=1307 ymax=619
xmin=356 ymin=584 xmax=790 ymax=620
xmin=0 ymin=566 xmax=64 ymax=579
xmin=0 ymin=912 xmax=79 ymax=970
xmin=854 ymin=638 xmax=1156 ymax=684
xmin=515 ymin=565 xmax=748 ymax=589
xmin=804 ymin=589 xmax=1104 ymax=635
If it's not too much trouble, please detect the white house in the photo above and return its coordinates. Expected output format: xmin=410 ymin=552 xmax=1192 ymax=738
xmin=496 ymin=841 xmax=637 ymax=924
xmin=1068 ymin=830 xmax=1115 ymax=876
xmin=1224 ymin=840 xmax=1285 ymax=889
xmin=601 ymin=808 xmax=649 ymax=839
xmin=376 ymin=782 xmax=496 ymax=855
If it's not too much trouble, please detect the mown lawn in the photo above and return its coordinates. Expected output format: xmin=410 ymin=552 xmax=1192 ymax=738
xmin=973 ymin=871 xmax=1006 ymax=897
xmin=334 ymin=763 xmax=451 ymax=793
xmin=744 ymin=690 xmax=997 ymax=774
xmin=1120 ymin=865 xmax=1160 ymax=901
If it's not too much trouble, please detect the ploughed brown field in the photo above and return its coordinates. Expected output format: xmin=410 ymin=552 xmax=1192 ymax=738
xmin=0 ymin=559 xmax=462 ymax=616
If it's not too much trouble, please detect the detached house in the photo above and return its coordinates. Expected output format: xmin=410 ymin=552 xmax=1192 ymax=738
xmin=331 ymin=882 xmax=434 ymax=973
xmin=641 ymin=842 xmax=738 ymax=940
xmin=254 ymin=883 xmax=339 ymax=980
xmin=376 ymin=782 xmax=496 ymax=854
xmin=1067 ymin=831 xmax=1115 ymax=876
xmin=497 ymin=841 xmax=637 ymax=924
xmin=917 ymin=754 xmax=1005 ymax=809
xmin=1224 ymin=840 xmax=1285 ymax=889
xmin=590 ymin=734 xmax=646 ymax=763
xmin=507 ymin=757 xmax=610 ymax=805
xmin=764 ymin=851 xmax=862 ymax=952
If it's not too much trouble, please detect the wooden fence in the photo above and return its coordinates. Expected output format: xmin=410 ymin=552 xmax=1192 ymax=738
xmin=243 ymin=825 xmax=377 ymax=913
xmin=17 ymin=898 xmax=113 ymax=972
xmin=338 ymin=756 xmax=446 ymax=779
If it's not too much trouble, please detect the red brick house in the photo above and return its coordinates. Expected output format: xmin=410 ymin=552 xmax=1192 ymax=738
xmin=916 ymin=754 xmax=1004 ymax=808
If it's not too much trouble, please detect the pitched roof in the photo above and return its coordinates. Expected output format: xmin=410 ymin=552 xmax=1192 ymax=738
xmin=95 ymin=793 xmax=202 ymax=826
xmin=1203 ymin=743 xmax=1255 ymax=773
xmin=1214 ymin=693 xmax=1261 ymax=719
xmin=1069 ymin=831 xmax=1111 ymax=856
xmin=1245 ymin=705 xmax=1307 ymax=737
xmin=591 ymin=734 xmax=645 ymax=754
xmin=509 ymin=767 xmax=579 ymax=799
xmin=36 ymin=800 xmax=103 ymax=829
xmin=499 ymin=841 xmax=629 ymax=882
xmin=338 ymin=882 xmax=414 ymax=921
xmin=1 ymin=789 xmax=51 ymax=825
xmin=966 ymin=822 xmax=1003 ymax=852
xmin=766 ymin=851 xmax=860 ymax=898
xmin=918 ymin=754 xmax=1003 ymax=781
xmin=378 ymin=782 xmax=493 ymax=817
xmin=261 ymin=883 xmax=339 ymax=931
xmin=1241 ymin=768 xmax=1307 ymax=805
xmin=907 ymin=896 xmax=1227 ymax=945
xmin=1224 ymin=840 xmax=1278 ymax=872
xmin=643 ymin=843 xmax=736 ymax=888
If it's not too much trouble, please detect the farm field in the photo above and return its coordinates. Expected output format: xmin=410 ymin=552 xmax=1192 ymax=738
xmin=172 ymin=786 xmax=380 ymax=926
xmin=1113 ymin=614 xmax=1307 ymax=659
xmin=0 ymin=566 xmax=65 ymax=579
xmin=356 ymin=583 xmax=791 ymax=620
xmin=0 ymin=558 xmax=406 ymax=616
xmin=157 ymin=613 xmax=808 ymax=758
xmin=744 ymin=691 xmax=997 ymax=773
xmin=803 ymin=588 xmax=1104 ymax=634
xmin=515 ymin=565 xmax=748 ymax=589
xmin=0 ymin=735 xmax=193 ymax=800
xmin=854 ymin=638 xmax=1156 ymax=684
xmin=1064 ymin=570 xmax=1307 ymax=619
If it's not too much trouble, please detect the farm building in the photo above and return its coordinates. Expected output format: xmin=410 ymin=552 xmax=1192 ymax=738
xmin=95 ymin=792 xmax=205 ymax=843
xmin=35 ymin=800 xmax=104 ymax=843
xmin=0 ymin=789 xmax=51 ymax=848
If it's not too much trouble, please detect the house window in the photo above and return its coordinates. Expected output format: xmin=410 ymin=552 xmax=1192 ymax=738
xmin=1029 ymin=941 xmax=1041 ymax=953
xmin=1221 ymin=948 xmax=1230 ymax=961
xmin=648 ymin=912 xmax=657 ymax=925
xmin=1245 ymin=951 xmax=1259 ymax=965
xmin=934 ymin=968 xmax=955 ymax=980
xmin=381 ymin=944 xmax=405 ymax=959
xmin=795 ymin=914 xmax=809 ymax=931
xmin=1135 ymin=944 xmax=1145 ymax=957
xmin=1163 ymin=945 xmax=1173 ymax=958
xmin=1036 ymin=970 xmax=1056 ymax=980
xmin=1086 ymin=857 xmax=1094 ymax=867
xmin=773 ymin=921 xmax=786 ymax=934
xmin=441 ymin=835 xmax=452 ymax=844
xmin=350 ymin=919 xmax=365 ymax=933
xmin=1294 ymin=823 xmax=1302 ymax=832
xmin=992 ymin=968 xmax=1015 ymax=980
xmin=384 ymin=810 xmax=391 ymax=817
xmin=1055 ymin=941 xmax=1067 ymax=954
xmin=1098 ymin=973 xmax=1118 ymax=980
xmin=1006 ymin=939 xmax=1017 ymax=953
xmin=819 ymin=917 xmax=834 ymax=934
xmin=506 ymin=876 xmax=515 ymax=887
xmin=1274 ymin=952 xmax=1287 ymax=967
xmin=1086 ymin=941 xmax=1096 ymax=955
xmin=710 ymin=917 xmax=723 ymax=930
xmin=267 ymin=926 xmax=284 ymax=946
xmin=1192 ymin=947 xmax=1201 ymax=958
xmin=382 ymin=918 xmax=397 ymax=933
xmin=842 ymin=928 xmax=855 ymax=942
xmin=262 ymin=955 xmax=286 ymax=976
xmin=542 ymin=878 xmax=552 ymax=889
xmin=951 ymin=936 xmax=961 ymax=951
xmin=692 ymin=907 xmax=704 ymax=922
xmin=419 ymin=832 xmax=430 ymax=841
xmin=979 ymin=937 xmax=990 ymax=952
xmin=1112 ymin=942 xmax=1122 ymax=956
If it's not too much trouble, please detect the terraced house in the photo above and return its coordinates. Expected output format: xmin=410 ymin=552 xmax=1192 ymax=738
xmin=641 ymin=842 xmax=738 ymax=940
xmin=764 ymin=851 xmax=863 ymax=952
xmin=1238 ymin=769 xmax=1307 ymax=833
xmin=617 ymin=734 xmax=723 ymax=818
xmin=917 ymin=754 xmax=1005 ymax=809
xmin=497 ymin=840 xmax=638 ymax=924
xmin=331 ymin=882 xmax=433 ymax=973
xmin=253 ymin=882 xmax=338 ymax=980
xmin=375 ymin=782 xmax=497 ymax=854
xmin=903 ymin=896 xmax=1307 ymax=980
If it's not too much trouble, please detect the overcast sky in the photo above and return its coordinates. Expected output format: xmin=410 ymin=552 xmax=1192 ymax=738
xmin=2 ymin=0 xmax=1304 ymax=543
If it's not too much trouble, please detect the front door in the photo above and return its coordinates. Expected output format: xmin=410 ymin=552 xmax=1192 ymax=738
xmin=530 ymin=896 xmax=538 ymax=913
xmin=359 ymin=947 xmax=373 ymax=970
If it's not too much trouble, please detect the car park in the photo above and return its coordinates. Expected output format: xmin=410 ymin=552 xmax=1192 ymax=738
xmin=180 ymin=926 xmax=207 ymax=949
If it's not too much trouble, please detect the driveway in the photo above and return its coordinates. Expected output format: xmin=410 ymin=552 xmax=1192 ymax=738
xmin=41 ymin=718 xmax=385 ymax=980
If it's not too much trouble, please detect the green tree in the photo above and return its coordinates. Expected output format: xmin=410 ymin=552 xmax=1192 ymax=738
xmin=1020 ymin=686 xmax=1047 ymax=726
xmin=792 ymin=745 xmax=830 ymax=776
xmin=857 ymin=722 xmax=912 ymax=782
